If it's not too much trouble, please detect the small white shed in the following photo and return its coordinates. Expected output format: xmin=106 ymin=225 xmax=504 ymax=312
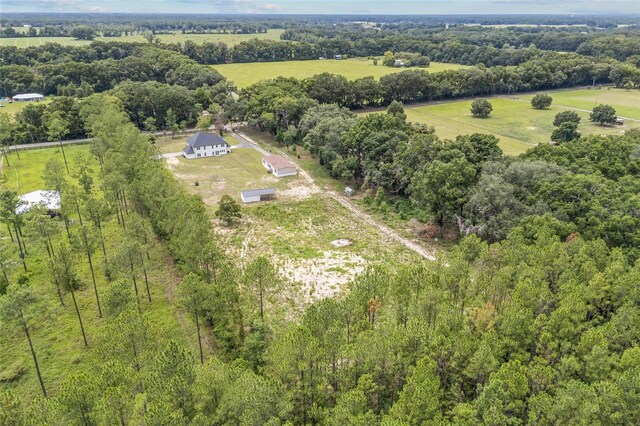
xmin=240 ymin=188 xmax=276 ymax=203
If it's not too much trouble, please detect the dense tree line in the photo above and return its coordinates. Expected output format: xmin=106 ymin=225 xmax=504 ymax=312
xmin=236 ymin=55 xmax=630 ymax=118
xmin=0 ymin=77 xmax=234 ymax=145
xmin=0 ymin=44 xmax=227 ymax=97
xmin=284 ymin=24 xmax=640 ymax=60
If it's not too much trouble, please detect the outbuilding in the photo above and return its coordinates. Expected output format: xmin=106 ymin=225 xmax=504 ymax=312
xmin=16 ymin=190 xmax=61 ymax=215
xmin=12 ymin=93 xmax=44 ymax=102
xmin=262 ymin=155 xmax=297 ymax=177
xmin=240 ymin=188 xmax=276 ymax=203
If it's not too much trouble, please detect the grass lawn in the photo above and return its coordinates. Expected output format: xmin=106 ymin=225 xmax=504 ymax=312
xmin=404 ymin=88 xmax=640 ymax=156
xmin=1 ymin=98 xmax=52 ymax=116
xmin=0 ymin=29 xmax=285 ymax=48
xmin=3 ymin=145 xmax=89 ymax=194
xmin=213 ymin=58 xmax=470 ymax=88
xmin=164 ymin=143 xmax=291 ymax=206
xmin=0 ymin=146 xmax=193 ymax=401
xmin=518 ymin=88 xmax=640 ymax=120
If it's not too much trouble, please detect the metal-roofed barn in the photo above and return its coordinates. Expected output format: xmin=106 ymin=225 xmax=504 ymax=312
xmin=240 ymin=188 xmax=276 ymax=203
xmin=12 ymin=93 xmax=44 ymax=102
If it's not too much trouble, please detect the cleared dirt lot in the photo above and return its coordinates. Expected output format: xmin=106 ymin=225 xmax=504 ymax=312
xmin=162 ymin=132 xmax=424 ymax=308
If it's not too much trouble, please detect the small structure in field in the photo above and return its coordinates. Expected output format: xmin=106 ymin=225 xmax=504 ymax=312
xmin=616 ymin=118 xmax=625 ymax=125
xmin=345 ymin=186 xmax=354 ymax=197
xmin=183 ymin=131 xmax=230 ymax=159
xmin=334 ymin=54 xmax=343 ymax=60
xmin=240 ymin=188 xmax=276 ymax=203
xmin=16 ymin=190 xmax=60 ymax=215
xmin=12 ymin=93 xmax=44 ymax=102
xmin=393 ymin=59 xmax=405 ymax=67
xmin=262 ymin=155 xmax=297 ymax=177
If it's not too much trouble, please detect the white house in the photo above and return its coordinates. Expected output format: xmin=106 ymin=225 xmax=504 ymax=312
xmin=16 ymin=190 xmax=61 ymax=214
xmin=262 ymin=155 xmax=297 ymax=177
xmin=12 ymin=93 xmax=44 ymax=102
xmin=240 ymin=188 xmax=276 ymax=203
xmin=182 ymin=131 xmax=230 ymax=159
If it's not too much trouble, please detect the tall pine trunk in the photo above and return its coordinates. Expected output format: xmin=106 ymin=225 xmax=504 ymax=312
xmin=141 ymin=257 xmax=151 ymax=303
xmin=22 ymin=315 xmax=46 ymax=397
xmin=60 ymin=140 xmax=69 ymax=173
xmin=195 ymin=309 xmax=204 ymax=364
xmin=14 ymin=223 xmax=27 ymax=272
xmin=87 ymin=248 xmax=102 ymax=317
xmin=70 ymin=290 xmax=88 ymax=347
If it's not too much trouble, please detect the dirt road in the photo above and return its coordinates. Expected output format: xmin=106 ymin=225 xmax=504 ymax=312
xmin=238 ymin=132 xmax=437 ymax=261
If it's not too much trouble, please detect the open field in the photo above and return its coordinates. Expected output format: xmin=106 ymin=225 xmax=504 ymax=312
xmin=213 ymin=58 xmax=470 ymax=88
xmin=404 ymin=88 xmax=640 ymax=155
xmin=162 ymin=132 xmax=422 ymax=306
xmin=0 ymin=146 xmax=193 ymax=400
xmin=1 ymin=98 xmax=51 ymax=115
xmin=0 ymin=29 xmax=285 ymax=48
xmin=519 ymin=88 xmax=640 ymax=120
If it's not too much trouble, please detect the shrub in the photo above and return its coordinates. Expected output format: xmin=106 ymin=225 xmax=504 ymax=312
xmin=531 ymin=93 xmax=553 ymax=109
xmin=470 ymin=99 xmax=493 ymax=118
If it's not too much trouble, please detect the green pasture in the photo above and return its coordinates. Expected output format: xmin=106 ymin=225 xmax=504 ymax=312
xmin=404 ymin=88 xmax=640 ymax=155
xmin=213 ymin=58 xmax=470 ymax=88
xmin=0 ymin=29 xmax=284 ymax=48
xmin=1 ymin=98 xmax=52 ymax=116
xmin=518 ymin=88 xmax=640 ymax=120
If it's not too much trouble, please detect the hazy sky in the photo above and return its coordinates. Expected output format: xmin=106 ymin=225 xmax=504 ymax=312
xmin=2 ymin=0 xmax=639 ymax=15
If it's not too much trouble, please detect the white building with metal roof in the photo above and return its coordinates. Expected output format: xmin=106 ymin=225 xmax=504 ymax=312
xmin=16 ymin=190 xmax=61 ymax=214
xmin=12 ymin=93 xmax=44 ymax=102
xmin=240 ymin=188 xmax=276 ymax=203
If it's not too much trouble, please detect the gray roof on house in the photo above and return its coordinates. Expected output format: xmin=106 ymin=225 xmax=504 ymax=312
xmin=241 ymin=188 xmax=276 ymax=197
xmin=186 ymin=132 xmax=229 ymax=149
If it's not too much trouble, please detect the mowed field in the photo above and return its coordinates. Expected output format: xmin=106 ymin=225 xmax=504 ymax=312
xmin=158 ymin=131 xmax=421 ymax=308
xmin=0 ymin=29 xmax=284 ymax=48
xmin=1 ymin=98 xmax=51 ymax=115
xmin=213 ymin=58 xmax=470 ymax=88
xmin=404 ymin=88 xmax=640 ymax=155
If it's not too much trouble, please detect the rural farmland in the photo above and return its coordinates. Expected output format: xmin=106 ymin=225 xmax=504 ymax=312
xmin=213 ymin=58 xmax=470 ymax=88
xmin=403 ymin=88 xmax=640 ymax=155
xmin=0 ymin=29 xmax=285 ymax=48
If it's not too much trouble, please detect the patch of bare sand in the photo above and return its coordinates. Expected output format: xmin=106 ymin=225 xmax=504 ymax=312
xmin=165 ymin=157 xmax=179 ymax=169
xmin=331 ymin=239 xmax=352 ymax=248
xmin=278 ymin=183 xmax=320 ymax=200
xmin=278 ymin=251 xmax=366 ymax=302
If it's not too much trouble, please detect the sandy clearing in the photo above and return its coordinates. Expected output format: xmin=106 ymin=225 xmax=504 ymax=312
xmin=331 ymin=239 xmax=353 ymax=248
xmin=278 ymin=251 xmax=366 ymax=301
